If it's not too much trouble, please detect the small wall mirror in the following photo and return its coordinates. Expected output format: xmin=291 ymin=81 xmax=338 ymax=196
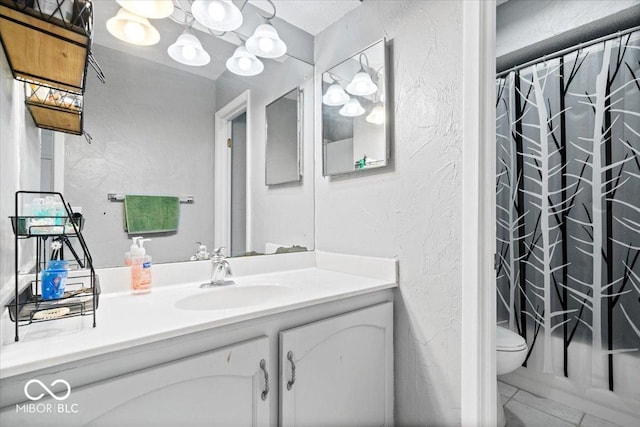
xmin=265 ymin=87 xmax=302 ymax=185
xmin=322 ymin=39 xmax=389 ymax=176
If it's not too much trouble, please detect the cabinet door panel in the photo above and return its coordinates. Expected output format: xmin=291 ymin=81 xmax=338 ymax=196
xmin=280 ymin=302 xmax=393 ymax=427
xmin=0 ymin=336 xmax=270 ymax=427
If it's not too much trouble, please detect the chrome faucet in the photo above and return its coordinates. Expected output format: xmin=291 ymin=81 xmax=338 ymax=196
xmin=201 ymin=247 xmax=234 ymax=288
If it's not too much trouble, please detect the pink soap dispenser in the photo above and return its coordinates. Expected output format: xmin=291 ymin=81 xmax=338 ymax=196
xmin=130 ymin=238 xmax=152 ymax=294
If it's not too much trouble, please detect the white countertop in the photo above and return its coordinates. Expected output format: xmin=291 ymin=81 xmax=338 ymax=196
xmin=0 ymin=251 xmax=397 ymax=379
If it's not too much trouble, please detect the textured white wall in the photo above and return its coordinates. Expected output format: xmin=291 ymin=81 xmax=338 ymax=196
xmin=216 ymin=59 xmax=315 ymax=254
xmin=0 ymin=49 xmax=41 ymax=302
xmin=64 ymin=45 xmax=216 ymax=268
xmin=315 ymin=1 xmax=463 ymax=424
xmin=496 ymin=0 xmax=640 ymax=58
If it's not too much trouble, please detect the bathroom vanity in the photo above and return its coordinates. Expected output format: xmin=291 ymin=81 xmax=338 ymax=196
xmin=0 ymin=251 xmax=396 ymax=426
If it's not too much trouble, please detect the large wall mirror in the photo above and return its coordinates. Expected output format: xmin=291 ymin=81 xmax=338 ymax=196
xmin=322 ymin=39 xmax=389 ymax=176
xmin=32 ymin=1 xmax=315 ymax=268
xmin=265 ymin=87 xmax=302 ymax=185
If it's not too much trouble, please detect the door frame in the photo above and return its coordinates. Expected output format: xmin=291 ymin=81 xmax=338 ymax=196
xmin=461 ymin=1 xmax=497 ymax=425
xmin=214 ymin=90 xmax=251 ymax=252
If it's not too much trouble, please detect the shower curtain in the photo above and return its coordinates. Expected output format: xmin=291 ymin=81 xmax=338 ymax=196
xmin=495 ymin=30 xmax=640 ymax=397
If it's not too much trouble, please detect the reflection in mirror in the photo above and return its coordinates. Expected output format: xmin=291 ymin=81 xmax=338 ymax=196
xmin=322 ymin=39 xmax=389 ymax=176
xmin=49 ymin=1 xmax=315 ymax=268
xmin=265 ymin=88 xmax=302 ymax=185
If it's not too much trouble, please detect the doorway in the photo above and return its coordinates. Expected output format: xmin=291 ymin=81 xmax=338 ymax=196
xmin=40 ymin=130 xmax=64 ymax=193
xmin=40 ymin=129 xmax=54 ymax=192
xmin=214 ymin=90 xmax=251 ymax=255
xmin=230 ymin=113 xmax=247 ymax=257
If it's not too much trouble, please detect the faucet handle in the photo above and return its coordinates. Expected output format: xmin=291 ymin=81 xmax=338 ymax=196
xmin=213 ymin=247 xmax=227 ymax=257
xmin=223 ymin=260 xmax=232 ymax=275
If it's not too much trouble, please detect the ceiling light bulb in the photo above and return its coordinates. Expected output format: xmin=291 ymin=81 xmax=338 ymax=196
xmin=208 ymin=1 xmax=226 ymax=21
xmin=107 ymin=8 xmax=160 ymax=46
xmin=116 ymin=1 xmax=174 ymax=19
xmin=246 ymin=23 xmax=287 ymax=58
xmin=193 ymin=0 xmax=242 ymax=31
xmin=181 ymin=44 xmax=197 ymax=60
xmin=226 ymin=46 xmax=263 ymax=76
xmin=339 ymin=98 xmax=365 ymax=117
xmin=346 ymin=71 xmax=378 ymax=96
xmin=124 ymin=21 xmax=145 ymax=44
xmin=136 ymin=1 xmax=156 ymax=16
xmin=366 ymin=105 xmax=385 ymax=125
xmin=168 ymin=29 xmax=210 ymax=66
xmin=258 ymin=37 xmax=274 ymax=53
xmin=237 ymin=56 xmax=252 ymax=71
xmin=322 ymin=84 xmax=349 ymax=106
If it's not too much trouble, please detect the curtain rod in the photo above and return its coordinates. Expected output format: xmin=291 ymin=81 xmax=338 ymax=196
xmin=496 ymin=24 xmax=640 ymax=78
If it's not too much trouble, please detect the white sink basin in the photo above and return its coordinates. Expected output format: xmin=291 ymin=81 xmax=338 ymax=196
xmin=175 ymin=284 xmax=293 ymax=311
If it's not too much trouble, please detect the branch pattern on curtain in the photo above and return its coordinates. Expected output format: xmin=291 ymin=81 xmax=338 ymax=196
xmin=496 ymin=30 xmax=640 ymax=395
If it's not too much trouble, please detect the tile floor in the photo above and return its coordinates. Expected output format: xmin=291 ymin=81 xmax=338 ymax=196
xmin=499 ymin=382 xmax=622 ymax=427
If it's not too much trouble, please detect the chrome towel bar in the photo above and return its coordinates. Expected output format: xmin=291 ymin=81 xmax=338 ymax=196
xmin=107 ymin=194 xmax=194 ymax=204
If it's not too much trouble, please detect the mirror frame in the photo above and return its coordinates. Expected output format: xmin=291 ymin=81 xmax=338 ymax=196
xmin=321 ymin=39 xmax=391 ymax=177
xmin=265 ymin=87 xmax=303 ymax=185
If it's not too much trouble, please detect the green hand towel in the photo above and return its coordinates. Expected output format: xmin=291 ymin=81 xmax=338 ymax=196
xmin=124 ymin=195 xmax=180 ymax=234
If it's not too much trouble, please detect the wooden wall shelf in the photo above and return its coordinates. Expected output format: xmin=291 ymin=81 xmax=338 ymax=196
xmin=0 ymin=0 xmax=93 ymax=135
xmin=24 ymin=83 xmax=83 ymax=135
xmin=0 ymin=0 xmax=90 ymax=92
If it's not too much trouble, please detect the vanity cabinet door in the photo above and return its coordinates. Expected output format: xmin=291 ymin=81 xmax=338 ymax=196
xmin=1 ymin=336 xmax=270 ymax=426
xmin=279 ymin=302 xmax=393 ymax=427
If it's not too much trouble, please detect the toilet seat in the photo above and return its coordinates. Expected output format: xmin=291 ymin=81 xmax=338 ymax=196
xmin=496 ymin=326 xmax=527 ymax=352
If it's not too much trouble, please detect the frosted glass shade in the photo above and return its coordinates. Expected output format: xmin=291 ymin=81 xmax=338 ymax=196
xmin=226 ymin=46 xmax=264 ymax=76
xmin=366 ymin=104 xmax=385 ymax=125
xmin=346 ymin=71 xmax=378 ymax=96
xmin=339 ymin=98 xmax=365 ymax=117
xmin=116 ymin=0 xmax=174 ymax=19
xmin=322 ymin=84 xmax=350 ymax=106
xmin=246 ymin=23 xmax=287 ymax=58
xmin=168 ymin=30 xmax=211 ymax=66
xmin=192 ymin=0 xmax=243 ymax=31
xmin=107 ymin=8 xmax=160 ymax=46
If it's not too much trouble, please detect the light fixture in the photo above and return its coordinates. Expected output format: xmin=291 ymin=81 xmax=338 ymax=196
xmin=339 ymin=98 xmax=365 ymax=117
xmin=192 ymin=0 xmax=243 ymax=32
xmin=346 ymin=53 xmax=378 ymax=96
xmin=346 ymin=71 xmax=378 ymax=96
xmin=168 ymin=29 xmax=211 ymax=66
xmin=106 ymin=8 xmax=160 ymax=46
xmin=246 ymin=23 xmax=287 ymax=58
xmin=116 ymin=0 xmax=174 ymax=19
xmin=226 ymin=46 xmax=264 ymax=76
xmin=322 ymin=84 xmax=350 ymax=106
xmin=366 ymin=104 xmax=385 ymax=125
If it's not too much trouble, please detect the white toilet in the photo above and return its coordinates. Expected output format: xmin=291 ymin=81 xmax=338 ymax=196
xmin=496 ymin=325 xmax=528 ymax=426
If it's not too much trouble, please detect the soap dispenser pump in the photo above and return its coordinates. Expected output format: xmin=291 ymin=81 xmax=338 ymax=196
xmin=130 ymin=238 xmax=152 ymax=294
xmin=125 ymin=236 xmax=142 ymax=266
